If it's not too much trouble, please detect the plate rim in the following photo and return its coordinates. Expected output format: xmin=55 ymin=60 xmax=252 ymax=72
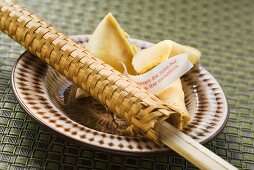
xmin=11 ymin=35 xmax=229 ymax=156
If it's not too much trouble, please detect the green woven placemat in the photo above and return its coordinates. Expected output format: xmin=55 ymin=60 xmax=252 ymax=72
xmin=0 ymin=0 xmax=253 ymax=169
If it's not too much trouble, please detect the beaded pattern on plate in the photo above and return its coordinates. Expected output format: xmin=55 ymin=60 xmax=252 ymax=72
xmin=12 ymin=35 xmax=228 ymax=154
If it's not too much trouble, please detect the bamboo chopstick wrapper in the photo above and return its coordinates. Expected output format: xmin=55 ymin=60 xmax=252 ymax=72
xmin=0 ymin=1 xmax=178 ymax=143
xmin=0 ymin=1 xmax=238 ymax=169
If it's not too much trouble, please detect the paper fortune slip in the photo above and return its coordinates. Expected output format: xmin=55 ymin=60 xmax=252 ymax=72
xmin=122 ymin=54 xmax=193 ymax=94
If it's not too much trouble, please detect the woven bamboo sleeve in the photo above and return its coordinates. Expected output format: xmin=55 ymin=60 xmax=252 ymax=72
xmin=0 ymin=1 xmax=180 ymax=143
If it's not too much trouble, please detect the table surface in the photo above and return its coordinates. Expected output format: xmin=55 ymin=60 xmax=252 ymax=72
xmin=0 ymin=0 xmax=253 ymax=169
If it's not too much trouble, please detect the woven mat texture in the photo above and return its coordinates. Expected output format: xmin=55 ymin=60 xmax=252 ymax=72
xmin=0 ymin=0 xmax=253 ymax=169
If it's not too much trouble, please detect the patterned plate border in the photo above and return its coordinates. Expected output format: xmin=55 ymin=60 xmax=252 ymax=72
xmin=11 ymin=35 xmax=229 ymax=155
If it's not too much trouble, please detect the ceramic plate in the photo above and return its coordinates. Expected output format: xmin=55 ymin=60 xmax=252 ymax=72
xmin=11 ymin=35 xmax=228 ymax=155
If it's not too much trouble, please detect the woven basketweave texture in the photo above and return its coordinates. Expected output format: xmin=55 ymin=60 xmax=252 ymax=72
xmin=0 ymin=0 xmax=253 ymax=169
xmin=0 ymin=0 xmax=182 ymax=144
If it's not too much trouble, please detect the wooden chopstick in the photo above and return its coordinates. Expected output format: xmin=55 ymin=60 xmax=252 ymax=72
xmin=157 ymin=121 xmax=238 ymax=170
